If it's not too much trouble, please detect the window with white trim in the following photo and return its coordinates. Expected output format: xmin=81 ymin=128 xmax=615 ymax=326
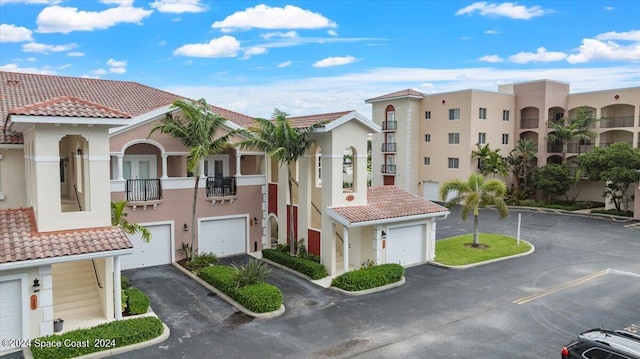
xmin=502 ymin=134 xmax=509 ymax=145
xmin=479 ymin=108 xmax=487 ymax=119
xmin=448 ymin=133 xmax=460 ymax=144
xmin=449 ymin=108 xmax=460 ymax=120
xmin=478 ymin=132 xmax=486 ymax=144
xmin=423 ymin=157 xmax=430 ymax=165
xmin=503 ymin=110 xmax=510 ymax=121
xmin=425 ymin=111 xmax=431 ymax=119
xmin=424 ymin=134 xmax=431 ymax=142
xmin=448 ymin=158 xmax=459 ymax=169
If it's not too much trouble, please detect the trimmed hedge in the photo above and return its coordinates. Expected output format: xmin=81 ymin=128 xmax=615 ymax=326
xmin=198 ymin=265 xmax=282 ymax=313
xmin=30 ymin=316 xmax=163 ymax=359
xmin=262 ymin=249 xmax=327 ymax=280
xmin=125 ymin=287 xmax=150 ymax=315
xmin=331 ymin=264 xmax=404 ymax=291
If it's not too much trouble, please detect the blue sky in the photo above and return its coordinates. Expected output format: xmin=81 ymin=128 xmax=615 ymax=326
xmin=1 ymin=0 xmax=639 ymax=118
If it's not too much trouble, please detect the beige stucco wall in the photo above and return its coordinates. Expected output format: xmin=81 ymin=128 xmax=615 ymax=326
xmin=0 ymin=148 xmax=26 ymax=209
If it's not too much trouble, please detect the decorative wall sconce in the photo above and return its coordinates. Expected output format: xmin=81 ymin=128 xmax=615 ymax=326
xmin=381 ymin=230 xmax=387 ymax=238
xmin=253 ymin=217 xmax=258 ymax=225
xmin=183 ymin=223 xmax=188 ymax=232
xmin=32 ymin=278 xmax=40 ymax=293
xmin=614 ymin=94 xmax=620 ymax=100
xmin=441 ymin=99 xmax=446 ymax=105
xmin=76 ymin=148 xmax=83 ymax=156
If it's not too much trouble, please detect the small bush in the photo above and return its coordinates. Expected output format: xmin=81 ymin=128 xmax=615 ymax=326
xmin=275 ymin=243 xmax=290 ymax=253
xmin=125 ymin=288 xmax=150 ymax=315
xmin=187 ymin=251 xmax=218 ymax=271
xmin=120 ymin=275 xmax=131 ymax=290
xmin=198 ymin=266 xmax=282 ymax=313
xmin=591 ymin=209 xmax=633 ymax=217
xmin=121 ymin=289 xmax=128 ymax=313
xmin=262 ymin=249 xmax=327 ymax=279
xmin=303 ymin=253 xmax=321 ymax=263
xmin=232 ymin=259 xmax=272 ymax=287
xmin=331 ymin=264 xmax=404 ymax=291
xmin=30 ymin=317 xmax=163 ymax=359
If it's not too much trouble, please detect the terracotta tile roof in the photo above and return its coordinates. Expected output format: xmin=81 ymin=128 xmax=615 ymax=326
xmin=9 ymin=96 xmax=132 ymax=119
xmin=330 ymin=186 xmax=448 ymax=224
xmin=210 ymin=104 xmax=256 ymax=127
xmin=365 ymin=89 xmax=425 ymax=103
xmin=286 ymin=110 xmax=353 ymax=128
xmin=0 ymin=131 xmax=23 ymax=145
xmin=0 ymin=208 xmax=132 ymax=264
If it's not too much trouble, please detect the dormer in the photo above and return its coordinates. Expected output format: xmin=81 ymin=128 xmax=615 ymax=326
xmin=7 ymin=97 xmax=130 ymax=232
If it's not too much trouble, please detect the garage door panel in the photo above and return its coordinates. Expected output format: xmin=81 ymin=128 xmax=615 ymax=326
xmin=122 ymin=224 xmax=172 ymax=270
xmin=200 ymin=217 xmax=246 ymax=257
xmin=0 ymin=279 xmax=22 ymax=351
xmin=387 ymin=225 xmax=425 ymax=266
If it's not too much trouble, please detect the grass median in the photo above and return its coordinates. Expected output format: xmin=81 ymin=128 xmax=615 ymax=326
xmin=434 ymin=233 xmax=531 ymax=266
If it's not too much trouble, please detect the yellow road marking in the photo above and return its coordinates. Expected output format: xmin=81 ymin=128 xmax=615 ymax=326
xmin=513 ymin=269 xmax=611 ymax=305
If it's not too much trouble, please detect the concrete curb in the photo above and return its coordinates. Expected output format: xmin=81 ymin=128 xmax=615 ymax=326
xmin=508 ymin=206 xmax=638 ymax=222
xmin=428 ymin=240 xmax=536 ymax=270
xmin=22 ymin=321 xmax=170 ymax=359
xmin=171 ymin=263 xmax=285 ymax=319
xmin=328 ymin=276 xmax=406 ymax=296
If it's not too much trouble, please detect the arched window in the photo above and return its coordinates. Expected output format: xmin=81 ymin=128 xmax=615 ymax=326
xmin=385 ymin=105 xmax=395 ymax=123
xmin=343 ymin=146 xmax=357 ymax=193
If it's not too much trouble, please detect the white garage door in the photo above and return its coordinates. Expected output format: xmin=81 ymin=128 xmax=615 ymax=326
xmin=423 ymin=181 xmax=440 ymax=202
xmin=122 ymin=224 xmax=172 ymax=270
xmin=200 ymin=217 xmax=246 ymax=257
xmin=0 ymin=279 xmax=23 ymax=352
xmin=387 ymin=224 xmax=425 ymax=266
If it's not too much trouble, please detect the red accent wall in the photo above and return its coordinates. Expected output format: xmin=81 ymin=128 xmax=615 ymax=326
xmin=308 ymin=229 xmax=321 ymax=255
xmin=268 ymin=183 xmax=278 ymax=215
xmin=286 ymin=205 xmax=298 ymax=245
xmin=384 ymin=176 xmax=395 ymax=185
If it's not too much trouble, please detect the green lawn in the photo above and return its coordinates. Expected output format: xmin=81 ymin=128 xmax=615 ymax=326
xmin=434 ymin=233 xmax=531 ymax=266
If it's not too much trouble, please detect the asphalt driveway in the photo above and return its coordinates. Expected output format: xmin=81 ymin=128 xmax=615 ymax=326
xmin=113 ymin=208 xmax=640 ymax=359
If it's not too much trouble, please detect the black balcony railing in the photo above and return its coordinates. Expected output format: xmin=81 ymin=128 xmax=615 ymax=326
xmin=381 ymin=164 xmax=396 ymax=174
xmin=600 ymin=116 xmax=635 ymax=128
xmin=126 ymin=179 xmax=162 ymax=202
xmin=206 ymin=176 xmax=236 ymax=197
xmin=520 ymin=118 xmax=539 ymax=129
xmin=381 ymin=121 xmax=397 ymax=131
xmin=381 ymin=142 xmax=397 ymax=152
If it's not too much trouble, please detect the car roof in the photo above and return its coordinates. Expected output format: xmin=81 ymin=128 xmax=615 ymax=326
xmin=580 ymin=329 xmax=640 ymax=357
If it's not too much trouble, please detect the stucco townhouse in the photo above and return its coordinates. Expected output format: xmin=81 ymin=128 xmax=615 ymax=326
xmin=366 ymin=80 xmax=640 ymax=219
xmin=1 ymin=71 xmax=450 ymax=353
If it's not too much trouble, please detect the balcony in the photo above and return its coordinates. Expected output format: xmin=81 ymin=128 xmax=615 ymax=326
xmin=381 ymin=164 xmax=396 ymax=174
xmin=381 ymin=121 xmax=397 ymax=131
xmin=520 ymin=118 xmax=539 ymax=129
xmin=381 ymin=142 xmax=397 ymax=152
xmin=206 ymin=176 xmax=236 ymax=197
xmin=126 ymin=179 xmax=162 ymax=202
xmin=600 ymin=116 xmax=635 ymax=128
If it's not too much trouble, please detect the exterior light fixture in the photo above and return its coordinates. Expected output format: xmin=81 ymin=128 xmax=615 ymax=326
xmin=33 ymin=278 xmax=40 ymax=293
xmin=183 ymin=223 xmax=188 ymax=231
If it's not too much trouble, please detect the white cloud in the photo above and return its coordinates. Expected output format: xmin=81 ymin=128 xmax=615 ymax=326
xmin=478 ymin=55 xmax=504 ymax=63
xmin=0 ymin=24 xmax=34 ymax=42
xmin=241 ymin=46 xmax=268 ymax=59
xmin=0 ymin=0 xmax=60 ymax=4
xmin=36 ymin=3 xmax=152 ymax=33
xmin=100 ymin=0 xmax=133 ymax=5
xmin=91 ymin=68 xmax=107 ymax=75
xmin=211 ymin=4 xmax=337 ymax=33
xmin=328 ymin=30 xmax=338 ymax=37
xmin=260 ymin=31 xmax=298 ymax=40
xmin=456 ymin=2 xmax=552 ymax=20
xmin=106 ymin=58 xmax=126 ymax=67
xmin=595 ymin=30 xmax=640 ymax=41
xmin=313 ymin=55 xmax=356 ymax=68
xmin=277 ymin=61 xmax=292 ymax=68
xmin=566 ymin=38 xmax=640 ymax=64
xmin=0 ymin=63 xmax=55 ymax=74
xmin=604 ymin=6 xmax=614 ymax=11
xmin=67 ymin=51 xmax=85 ymax=57
xmin=25 ymin=57 xmax=36 ymax=62
xmin=484 ymin=30 xmax=500 ymax=35
xmin=150 ymin=0 xmax=207 ymax=13
xmin=22 ymin=42 xmax=77 ymax=53
xmin=109 ymin=67 xmax=126 ymax=74
xmin=173 ymin=35 xmax=241 ymax=58
xmin=58 ymin=64 xmax=71 ymax=69
xmin=508 ymin=47 xmax=567 ymax=63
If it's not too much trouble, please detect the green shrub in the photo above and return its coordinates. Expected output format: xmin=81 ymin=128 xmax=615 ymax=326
xmin=303 ymin=253 xmax=321 ymax=263
xmin=232 ymin=259 xmax=272 ymax=287
xmin=198 ymin=266 xmax=282 ymax=313
xmin=187 ymin=251 xmax=218 ymax=271
xmin=121 ymin=289 xmax=128 ymax=313
xmin=591 ymin=209 xmax=633 ymax=217
xmin=262 ymin=249 xmax=327 ymax=279
xmin=30 ymin=317 xmax=163 ymax=359
xmin=120 ymin=275 xmax=131 ymax=290
xmin=125 ymin=288 xmax=149 ymax=315
xmin=275 ymin=243 xmax=290 ymax=253
xmin=331 ymin=264 xmax=404 ymax=291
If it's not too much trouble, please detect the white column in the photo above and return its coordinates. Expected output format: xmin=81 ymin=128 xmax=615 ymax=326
xmin=117 ymin=154 xmax=124 ymax=180
xmin=199 ymin=159 xmax=205 ymax=178
xmin=429 ymin=219 xmax=437 ymax=260
xmin=235 ymin=152 xmax=242 ymax=176
xmin=343 ymin=226 xmax=349 ymax=274
xmin=161 ymin=154 xmax=168 ymax=179
xmin=373 ymin=225 xmax=384 ymax=264
xmin=113 ymin=256 xmax=122 ymax=320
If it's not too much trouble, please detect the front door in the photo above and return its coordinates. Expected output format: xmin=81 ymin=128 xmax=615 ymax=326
xmin=123 ymin=155 xmax=156 ymax=200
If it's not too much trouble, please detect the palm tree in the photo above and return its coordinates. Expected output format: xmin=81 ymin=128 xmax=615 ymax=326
xmin=440 ymin=173 xmax=509 ymax=247
xmin=570 ymin=107 xmax=599 ymax=154
xmin=509 ymin=138 xmax=537 ymax=188
xmin=548 ymin=111 xmax=598 ymax=164
xmin=472 ymin=144 xmax=507 ymax=178
xmin=235 ymin=109 xmax=326 ymax=256
xmin=149 ymin=98 xmax=231 ymax=255
xmin=111 ymin=200 xmax=151 ymax=242
xmin=471 ymin=143 xmax=492 ymax=174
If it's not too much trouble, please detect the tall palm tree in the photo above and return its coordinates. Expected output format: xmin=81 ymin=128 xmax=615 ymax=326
xmin=471 ymin=143 xmax=492 ymax=174
xmin=570 ymin=107 xmax=599 ymax=154
xmin=149 ymin=98 xmax=231 ymax=255
xmin=111 ymin=200 xmax=151 ymax=242
xmin=509 ymin=138 xmax=537 ymax=188
xmin=235 ymin=109 xmax=326 ymax=256
xmin=440 ymin=173 xmax=509 ymax=247
xmin=548 ymin=111 xmax=598 ymax=164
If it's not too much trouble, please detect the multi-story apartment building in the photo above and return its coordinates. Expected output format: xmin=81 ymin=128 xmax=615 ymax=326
xmin=367 ymin=80 xmax=640 ymax=219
